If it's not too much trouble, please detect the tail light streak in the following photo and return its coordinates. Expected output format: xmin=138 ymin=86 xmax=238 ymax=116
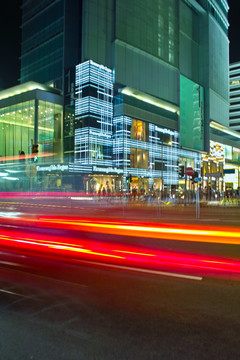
xmin=0 ymin=225 xmax=240 ymax=278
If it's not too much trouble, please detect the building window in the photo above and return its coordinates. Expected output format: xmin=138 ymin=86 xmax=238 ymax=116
xmin=131 ymin=119 xmax=148 ymax=141
xmin=130 ymin=148 xmax=149 ymax=169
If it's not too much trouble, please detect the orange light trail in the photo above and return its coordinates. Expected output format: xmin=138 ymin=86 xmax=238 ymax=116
xmin=0 ymin=153 xmax=55 ymax=162
xmin=36 ymin=216 xmax=240 ymax=245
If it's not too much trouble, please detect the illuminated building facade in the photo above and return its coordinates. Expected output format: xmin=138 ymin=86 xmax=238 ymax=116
xmin=19 ymin=1 xmax=233 ymax=193
xmin=229 ymin=62 xmax=240 ymax=132
xmin=206 ymin=121 xmax=240 ymax=192
xmin=73 ymin=61 xmax=201 ymax=193
xmin=70 ymin=0 xmax=229 ymax=193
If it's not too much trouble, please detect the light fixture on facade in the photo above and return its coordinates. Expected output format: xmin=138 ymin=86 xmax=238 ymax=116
xmin=120 ymin=87 xmax=179 ymax=114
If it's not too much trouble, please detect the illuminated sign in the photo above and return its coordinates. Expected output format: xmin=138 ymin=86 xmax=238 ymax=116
xmin=93 ymin=166 xmax=123 ymax=174
xmin=155 ymin=126 xmax=175 ymax=136
xmin=210 ymin=141 xmax=224 ymax=159
xmin=89 ymin=130 xmax=111 ymax=138
xmin=36 ymin=164 xmax=69 ymax=172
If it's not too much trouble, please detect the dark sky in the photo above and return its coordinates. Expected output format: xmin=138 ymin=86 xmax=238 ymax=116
xmin=0 ymin=1 xmax=239 ymax=90
xmin=228 ymin=0 xmax=240 ymax=64
xmin=0 ymin=0 xmax=21 ymax=90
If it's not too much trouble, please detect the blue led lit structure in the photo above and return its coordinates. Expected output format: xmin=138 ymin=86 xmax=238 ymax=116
xmin=75 ymin=60 xmax=113 ymax=166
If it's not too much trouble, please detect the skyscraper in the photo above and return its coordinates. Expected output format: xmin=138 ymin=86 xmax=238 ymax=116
xmin=20 ymin=0 xmax=81 ymax=90
xmin=20 ymin=0 xmax=234 ymax=194
xmin=229 ymin=62 xmax=240 ymax=132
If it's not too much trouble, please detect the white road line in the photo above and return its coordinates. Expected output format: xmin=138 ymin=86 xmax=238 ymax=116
xmin=78 ymin=260 xmax=203 ymax=281
xmin=0 ymin=261 xmax=23 ymax=267
xmin=0 ymin=289 xmax=31 ymax=298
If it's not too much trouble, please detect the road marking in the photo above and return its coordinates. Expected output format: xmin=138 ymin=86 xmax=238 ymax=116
xmin=0 ymin=260 xmax=23 ymax=267
xmin=77 ymin=260 xmax=203 ymax=281
xmin=0 ymin=289 xmax=33 ymax=298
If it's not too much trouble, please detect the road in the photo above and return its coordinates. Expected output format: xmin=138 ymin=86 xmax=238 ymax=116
xmin=0 ymin=250 xmax=240 ymax=360
xmin=0 ymin=196 xmax=239 ymax=359
xmin=0 ymin=194 xmax=240 ymax=225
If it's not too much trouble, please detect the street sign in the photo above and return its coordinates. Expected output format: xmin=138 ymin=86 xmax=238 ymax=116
xmin=223 ymin=169 xmax=235 ymax=174
xmin=194 ymin=177 xmax=201 ymax=182
xmin=185 ymin=167 xmax=194 ymax=176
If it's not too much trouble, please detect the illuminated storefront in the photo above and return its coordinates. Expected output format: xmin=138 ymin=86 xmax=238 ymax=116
xmin=208 ymin=122 xmax=240 ymax=192
xmin=0 ymin=82 xmax=63 ymax=161
xmin=0 ymin=82 xmax=63 ymax=191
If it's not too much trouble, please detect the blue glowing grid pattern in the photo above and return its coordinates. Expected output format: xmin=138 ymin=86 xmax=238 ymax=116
xmin=75 ymin=60 xmax=113 ymax=165
xmin=113 ymin=116 xmax=201 ymax=185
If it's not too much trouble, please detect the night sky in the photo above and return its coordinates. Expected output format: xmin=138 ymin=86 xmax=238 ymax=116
xmin=0 ymin=1 xmax=239 ymax=90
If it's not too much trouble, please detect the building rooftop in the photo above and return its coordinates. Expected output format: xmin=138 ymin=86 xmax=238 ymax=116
xmin=0 ymin=81 xmax=61 ymax=101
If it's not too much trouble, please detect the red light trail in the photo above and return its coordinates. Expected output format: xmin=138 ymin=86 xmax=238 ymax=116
xmin=0 ymin=216 xmax=239 ymax=279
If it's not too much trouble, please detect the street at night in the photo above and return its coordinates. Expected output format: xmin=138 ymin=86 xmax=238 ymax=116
xmin=0 ymin=198 xmax=238 ymax=358
xmin=0 ymin=238 xmax=239 ymax=360
xmin=1 ymin=0 xmax=240 ymax=359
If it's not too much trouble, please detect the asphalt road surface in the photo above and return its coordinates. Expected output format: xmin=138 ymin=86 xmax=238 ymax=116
xmin=0 ymin=195 xmax=240 ymax=225
xmin=0 ymin=197 xmax=239 ymax=359
xmin=0 ymin=247 xmax=239 ymax=360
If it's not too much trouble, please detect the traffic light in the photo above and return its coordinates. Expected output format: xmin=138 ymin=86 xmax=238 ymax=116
xmin=32 ymin=144 xmax=39 ymax=162
xmin=191 ymin=171 xmax=199 ymax=183
xmin=32 ymin=144 xmax=38 ymax=154
xmin=179 ymin=165 xmax=184 ymax=178
xmin=126 ymin=174 xmax=132 ymax=183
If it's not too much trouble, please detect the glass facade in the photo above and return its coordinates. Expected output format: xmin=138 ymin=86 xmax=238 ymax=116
xmin=116 ymin=0 xmax=178 ymax=67
xmin=0 ymin=100 xmax=62 ymax=160
xmin=180 ymin=75 xmax=204 ymax=152
xmin=21 ymin=0 xmax=64 ymax=87
xmin=0 ymin=101 xmax=34 ymax=158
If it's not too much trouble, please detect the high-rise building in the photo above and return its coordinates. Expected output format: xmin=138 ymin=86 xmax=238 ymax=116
xmin=20 ymin=0 xmax=81 ymax=90
xmin=229 ymin=62 xmax=240 ymax=132
xmin=19 ymin=0 xmax=237 ymax=194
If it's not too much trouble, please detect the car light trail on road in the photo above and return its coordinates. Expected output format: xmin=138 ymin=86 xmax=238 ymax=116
xmin=36 ymin=216 xmax=240 ymax=245
xmin=0 ymin=225 xmax=239 ymax=279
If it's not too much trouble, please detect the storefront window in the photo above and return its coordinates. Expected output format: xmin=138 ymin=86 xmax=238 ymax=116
xmin=131 ymin=119 xmax=148 ymax=142
xmin=0 ymin=100 xmax=35 ymax=157
xmin=90 ymin=144 xmax=103 ymax=160
xmin=130 ymin=148 xmax=149 ymax=169
xmin=38 ymin=100 xmax=62 ymax=161
xmin=225 ymin=145 xmax=232 ymax=160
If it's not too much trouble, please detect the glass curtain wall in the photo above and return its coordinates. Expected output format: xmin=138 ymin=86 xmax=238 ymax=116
xmin=0 ymin=100 xmax=62 ymax=161
xmin=38 ymin=100 xmax=62 ymax=162
xmin=0 ymin=101 xmax=35 ymax=157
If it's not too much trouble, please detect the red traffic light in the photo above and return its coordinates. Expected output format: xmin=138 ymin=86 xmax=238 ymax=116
xmin=32 ymin=144 xmax=38 ymax=154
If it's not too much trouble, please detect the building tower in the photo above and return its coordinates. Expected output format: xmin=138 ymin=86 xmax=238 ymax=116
xmin=20 ymin=0 xmax=231 ymax=193
xmin=229 ymin=62 xmax=240 ymax=132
